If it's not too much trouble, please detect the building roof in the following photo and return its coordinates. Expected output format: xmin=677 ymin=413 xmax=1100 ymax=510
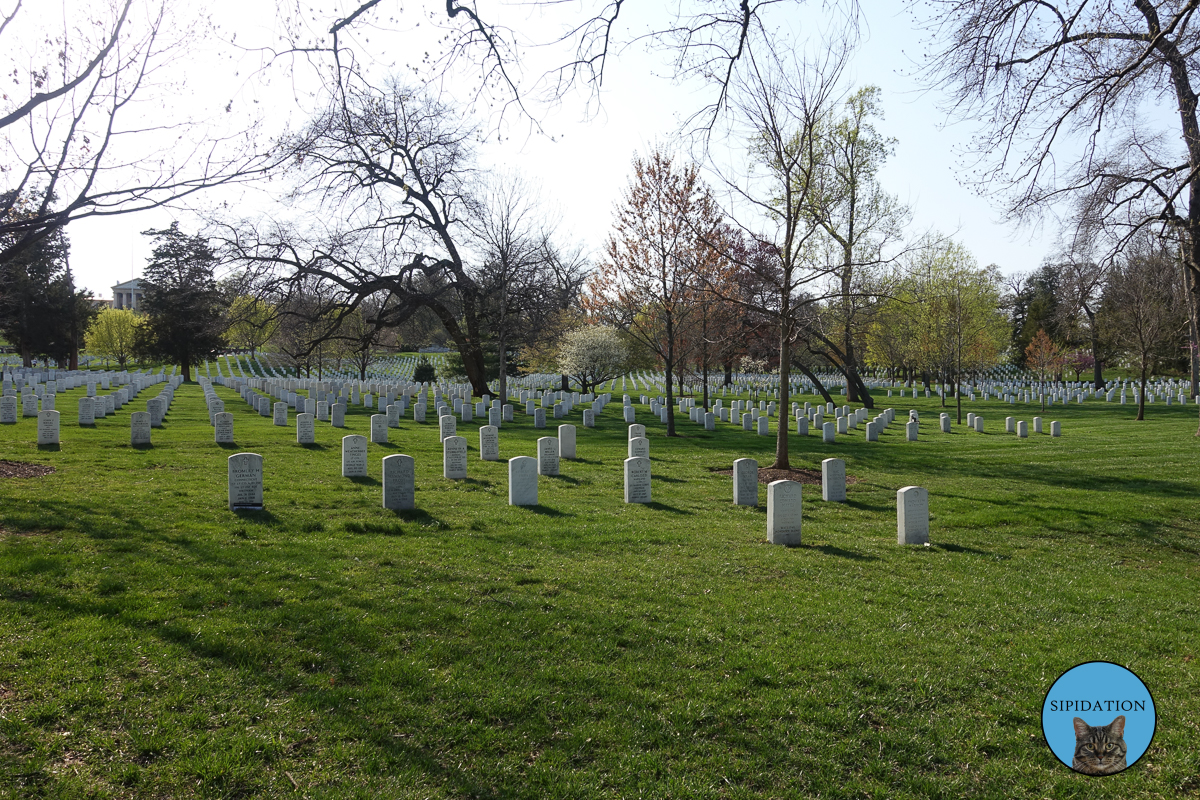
xmin=112 ymin=278 xmax=142 ymax=291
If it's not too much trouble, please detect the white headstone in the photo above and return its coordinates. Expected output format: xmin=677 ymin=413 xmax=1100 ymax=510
xmin=905 ymin=420 xmax=918 ymax=441
xmin=370 ymin=414 xmax=388 ymax=444
xmin=508 ymin=456 xmax=538 ymax=506
xmin=766 ymin=480 xmax=802 ymax=546
xmin=733 ymin=458 xmax=758 ymax=506
xmin=558 ymin=424 xmax=576 ymax=459
xmin=757 ymin=416 xmax=770 ymax=436
xmin=297 ymin=413 xmax=316 ymax=444
xmin=78 ymin=397 xmax=95 ymax=425
xmin=273 ymin=402 xmax=288 ymax=426
xmin=37 ymin=410 xmax=60 ymax=445
xmin=479 ymin=425 xmax=499 ymax=461
xmin=1050 ymin=420 xmax=1061 ymax=437
xmin=822 ymin=421 xmax=835 ymax=443
xmin=443 ymin=435 xmax=468 ymax=479
xmin=214 ymin=412 xmax=234 ymax=443
xmin=382 ymin=454 xmax=415 ymax=510
xmin=1016 ymin=420 xmax=1028 ymax=438
xmin=342 ymin=434 xmax=368 ymax=477
xmin=228 ymin=453 xmax=264 ymax=510
xmin=628 ymin=436 xmax=650 ymax=459
xmin=897 ymin=486 xmax=929 ymax=544
xmin=821 ymin=457 xmax=846 ymax=502
xmin=624 ymin=456 xmax=651 ymax=503
xmin=628 ymin=424 xmax=645 ymax=440
xmin=537 ymin=436 xmax=560 ymax=476
xmin=130 ymin=411 xmax=152 ymax=446
xmin=583 ymin=409 xmax=594 ymax=427
xmin=534 ymin=408 xmax=546 ymax=429
xmin=0 ymin=396 xmax=16 ymax=423
xmin=439 ymin=414 xmax=457 ymax=442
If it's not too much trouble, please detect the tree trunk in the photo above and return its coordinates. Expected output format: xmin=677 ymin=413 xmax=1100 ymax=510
xmin=771 ymin=330 xmax=791 ymax=469
xmin=724 ymin=360 xmax=733 ymax=385
xmin=793 ymin=361 xmax=835 ymax=405
xmin=1137 ymin=363 xmax=1148 ymax=421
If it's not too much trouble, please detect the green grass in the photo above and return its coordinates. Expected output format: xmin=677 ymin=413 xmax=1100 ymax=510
xmin=1 ymin=383 xmax=1198 ymax=798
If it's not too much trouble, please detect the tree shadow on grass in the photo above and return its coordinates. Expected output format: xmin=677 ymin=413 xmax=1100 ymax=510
xmin=523 ymin=505 xmax=571 ymax=518
xmin=217 ymin=442 xmax=239 ymax=450
xmin=809 ymin=544 xmax=880 ymax=561
xmin=36 ymin=443 xmax=61 ymax=452
xmin=545 ymin=474 xmax=581 ymax=485
xmin=845 ymin=499 xmax=890 ymax=513
xmin=933 ymin=542 xmax=1008 ymax=558
xmin=643 ymin=501 xmax=688 ymax=514
xmin=347 ymin=475 xmax=380 ymax=486
xmin=299 ymin=442 xmax=328 ymax=450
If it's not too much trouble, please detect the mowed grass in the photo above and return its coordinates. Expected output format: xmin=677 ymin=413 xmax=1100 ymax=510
xmin=1 ymin=382 xmax=1198 ymax=799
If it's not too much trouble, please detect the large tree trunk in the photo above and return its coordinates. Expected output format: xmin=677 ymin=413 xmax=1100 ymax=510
xmin=793 ymin=362 xmax=835 ymax=405
xmin=1137 ymin=363 xmax=1148 ymax=421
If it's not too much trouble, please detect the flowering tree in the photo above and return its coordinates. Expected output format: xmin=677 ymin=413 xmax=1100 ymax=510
xmin=556 ymin=326 xmax=629 ymax=395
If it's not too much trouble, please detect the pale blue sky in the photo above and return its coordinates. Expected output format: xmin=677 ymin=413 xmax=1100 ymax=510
xmin=68 ymin=0 xmax=1053 ymax=297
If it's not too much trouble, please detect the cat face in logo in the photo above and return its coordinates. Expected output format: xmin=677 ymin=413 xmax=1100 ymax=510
xmin=1071 ymin=715 xmax=1127 ymax=775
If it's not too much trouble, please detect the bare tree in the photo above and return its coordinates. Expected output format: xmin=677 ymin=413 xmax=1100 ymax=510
xmin=696 ymin=36 xmax=853 ymax=468
xmin=913 ymin=0 xmax=1200 ymax=431
xmin=0 ymin=0 xmax=274 ymax=263
xmin=1104 ymin=233 xmax=1189 ymax=421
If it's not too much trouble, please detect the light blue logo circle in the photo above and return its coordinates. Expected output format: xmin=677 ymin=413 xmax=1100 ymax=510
xmin=1042 ymin=661 xmax=1156 ymax=775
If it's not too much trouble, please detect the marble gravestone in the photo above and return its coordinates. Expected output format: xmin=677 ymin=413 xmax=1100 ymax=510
xmin=296 ymin=413 xmax=316 ymax=444
xmin=214 ymin=412 xmax=234 ymax=443
xmin=623 ymin=456 xmax=651 ymax=504
xmin=332 ymin=403 xmax=346 ymax=428
xmin=443 ymin=435 xmax=468 ymax=479
xmin=382 ymin=454 xmax=415 ymax=510
xmin=558 ymin=424 xmax=576 ymax=460
xmin=341 ymin=434 xmax=368 ymax=477
xmin=370 ymin=414 xmax=388 ymax=444
xmin=628 ymin=424 xmax=645 ymax=440
xmin=897 ymin=486 xmax=929 ymax=545
xmin=439 ymin=414 xmax=457 ymax=442
xmin=78 ymin=397 xmax=95 ymax=425
xmin=537 ymin=436 xmax=560 ymax=476
xmin=733 ymin=458 xmax=758 ymax=506
xmin=627 ymin=436 xmax=649 ymax=459
xmin=130 ymin=411 xmax=152 ymax=446
xmin=273 ymin=402 xmax=288 ymax=426
xmin=227 ymin=453 xmax=264 ymax=510
xmin=0 ymin=396 xmax=16 ymax=424
xmin=508 ymin=456 xmax=538 ymax=506
xmin=766 ymin=480 xmax=803 ymax=546
xmin=37 ymin=410 xmax=60 ymax=446
xmin=479 ymin=425 xmax=499 ymax=461
xmin=821 ymin=457 xmax=846 ymax=502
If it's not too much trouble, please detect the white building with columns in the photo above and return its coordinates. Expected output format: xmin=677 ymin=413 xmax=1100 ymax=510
xmin=111 ymin=279 xmax=144 ymax=311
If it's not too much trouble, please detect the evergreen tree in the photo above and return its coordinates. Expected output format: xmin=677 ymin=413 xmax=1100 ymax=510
xmin=136 ymin=222 xmax=226 ymax=382
xmin=0 ymin=191 xmax=92 ymax=366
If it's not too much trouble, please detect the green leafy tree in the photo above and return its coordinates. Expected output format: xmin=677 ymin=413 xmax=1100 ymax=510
xmin=85 ymin=308 xmax=142 ymax=368
xmin=136 ymin=222 xmax=226 ymax=382
xmin=225 ymin=296 xmax=278 ymax=357
xmin=557 ymin=325 xmax=630 ymax=395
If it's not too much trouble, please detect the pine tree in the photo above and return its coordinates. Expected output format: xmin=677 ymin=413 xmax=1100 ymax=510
xmin=136 ymin=223 xmax=226 ymax=382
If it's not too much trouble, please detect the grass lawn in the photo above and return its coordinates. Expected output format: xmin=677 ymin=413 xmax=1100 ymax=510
xmin=1 ymin=382 xmax=1198 ymax=798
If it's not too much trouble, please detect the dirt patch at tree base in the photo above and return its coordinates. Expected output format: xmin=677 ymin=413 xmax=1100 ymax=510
xmin=0 ymin=460 xmax=56 ymax=479
xmin=710 ymin=465 xmax=859 ymax=486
